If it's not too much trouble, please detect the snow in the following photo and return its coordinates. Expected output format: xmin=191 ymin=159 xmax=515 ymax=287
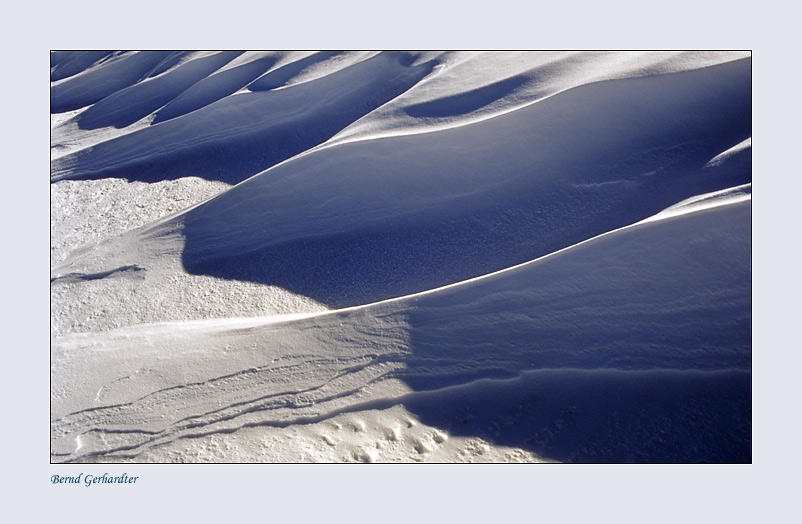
xmin=51 ymin=51 xmax=751 ymax=464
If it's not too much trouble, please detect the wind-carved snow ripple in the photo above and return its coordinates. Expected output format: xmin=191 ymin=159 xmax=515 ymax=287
xmin=51 ymin=52 xmax=437 ymax=185
xmin=178 ymin=57 xmax=751 ymax=308
xmin=51 ymin=307 xmax=413 ymax=462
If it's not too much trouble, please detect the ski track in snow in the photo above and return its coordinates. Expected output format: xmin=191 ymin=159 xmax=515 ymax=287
xmin=51 ymin=51 xmax=752 ymax=463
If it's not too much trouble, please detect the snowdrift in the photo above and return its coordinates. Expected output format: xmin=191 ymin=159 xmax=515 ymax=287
xmin=175 ymin=57 xmax=750 ymax=307
xmin=51 ymin=192 xmax=750 ymax=463
xmin=51 ymin=51 xmax=751 ymax=463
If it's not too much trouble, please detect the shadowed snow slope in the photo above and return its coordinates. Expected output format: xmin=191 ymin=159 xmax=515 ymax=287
xmin=175 ymin=57 xmax=750 ymax=307
xmin=51 ymin=195 xmax=750 ymax=463
xmin=50 ymin=52 xmax=750 ymax=184
xmin=151 ymin=53 xmax=281 ymax=124
xmin=73 ymin=51 xmax=244 ymax=130
xmin=50 ymin=51 xmax=117 ymax=82
xmin=51 ymin=52 xmax=436 ymax=184
xmin=51 ymin=51 xmax=177 ymax=113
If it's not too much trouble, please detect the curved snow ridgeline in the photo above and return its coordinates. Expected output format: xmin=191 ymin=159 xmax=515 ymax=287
xmin=50 ymin=51 xmax=751 ymax=463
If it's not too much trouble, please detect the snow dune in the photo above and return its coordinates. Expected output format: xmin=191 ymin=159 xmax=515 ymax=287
xmin=51 ymin=51 xmax=176 ymax=113
xmin=50 ymin=51 xmax=751 ymax=463
xmin=51 ymin=52 xmax=437 ymax=182
xmin=176 ymin=56 xmax=750 ymax=307
xmin=73 ymin=51 xmax=244 ymax=130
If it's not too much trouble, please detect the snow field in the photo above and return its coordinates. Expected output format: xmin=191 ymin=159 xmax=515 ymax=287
xmin=51 ymin=51 xmax=751 ymax=462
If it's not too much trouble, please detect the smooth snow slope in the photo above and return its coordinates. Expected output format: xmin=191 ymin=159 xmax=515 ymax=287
xmin=174 ymin=57 xmax=750 ymax=307
xmin=51 ymin=51 xmax=751 ymax=463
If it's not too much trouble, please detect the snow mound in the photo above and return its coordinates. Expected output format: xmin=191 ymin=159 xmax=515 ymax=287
xmin=51 ymin=192 xmax=750 ymax=463
xmin=172 ymin=57 xmax=750 ymax=307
